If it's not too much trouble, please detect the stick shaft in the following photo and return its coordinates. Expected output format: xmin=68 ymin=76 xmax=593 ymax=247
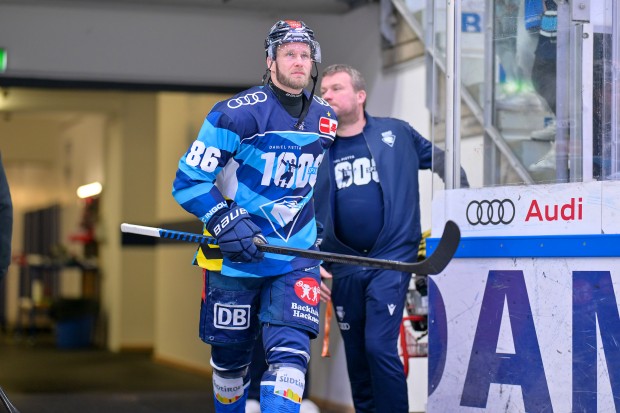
xmin=0 ymin=387 xmax=20 ymax=413
xmin=120 ymin=221 xmax=460 ymax=275
xmin=121 ymin=223 xmax=217 ymax=245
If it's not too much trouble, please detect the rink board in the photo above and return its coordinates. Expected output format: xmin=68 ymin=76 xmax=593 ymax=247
xmin=426 ymin=181 xmax=620 ymax=412
xmin=426 ymin=258 xmax=620 ymax=412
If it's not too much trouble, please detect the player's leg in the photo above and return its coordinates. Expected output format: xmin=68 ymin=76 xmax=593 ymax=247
xmin=331 ymin=272 xmax=375 ymax=412
xmin=259 ymin=325 xmax=311 ymax=412
xmin=211 ymin=344 xmax=254 ymax=413
xmin=364 ymin=269 xmax=411 ymax=413
xmin=245 ymin=329 xmax=266 ymax=413
xmin=200 ymin=270 xmax=263 ymax=413
xmin=258 ymin=268 xmax=321 ymax=413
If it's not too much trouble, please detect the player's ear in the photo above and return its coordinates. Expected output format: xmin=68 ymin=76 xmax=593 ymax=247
xmin=357 ymin=89 xmax=367 ymax=106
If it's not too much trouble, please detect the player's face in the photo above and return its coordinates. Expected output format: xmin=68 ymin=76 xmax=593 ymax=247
xmin=320 ymin=71 xmax=365 ymax=123
xmin=270 ymin=43 xmax=313 ymax=94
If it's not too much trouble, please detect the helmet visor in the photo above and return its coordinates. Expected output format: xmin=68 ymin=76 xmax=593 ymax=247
xmin=278 ymin=33 xmax=322 ymax=63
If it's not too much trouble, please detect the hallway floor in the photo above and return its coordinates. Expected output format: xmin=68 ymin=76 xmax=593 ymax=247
xmin=0 ymin=331 xmax=341 ymax=413
xmin=0 ymin=331 xmax=214 ymax=413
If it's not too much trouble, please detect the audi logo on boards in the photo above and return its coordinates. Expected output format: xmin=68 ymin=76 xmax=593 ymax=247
xmin=227 ymin=92 xmax=268 ymax=109
xmin=466 ymin=199 xmax=515 ymax=225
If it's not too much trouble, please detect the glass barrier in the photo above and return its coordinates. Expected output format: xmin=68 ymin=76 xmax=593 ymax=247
xmin=401 ymin=0 xmax=619 ymax=188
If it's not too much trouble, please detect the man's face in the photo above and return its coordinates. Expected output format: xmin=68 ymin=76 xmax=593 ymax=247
xmin=269 ymin=42 xmax=313 ymax=93
xmin=320 ymin=71 xmax=365 ymax=121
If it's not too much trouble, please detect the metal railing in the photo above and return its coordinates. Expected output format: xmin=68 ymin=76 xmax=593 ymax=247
xmin=390 ymin=0 xmax=534 ymax=185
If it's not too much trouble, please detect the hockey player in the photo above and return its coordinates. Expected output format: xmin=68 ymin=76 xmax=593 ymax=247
xmin=172 ymin=20 xmax=336 ymax=413
xmin=316 ymin=64 xmax=468 ymax=413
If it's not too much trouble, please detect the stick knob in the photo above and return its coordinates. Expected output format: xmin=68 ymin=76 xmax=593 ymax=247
xmin=253 ymin=236 xmax=267 ymax=245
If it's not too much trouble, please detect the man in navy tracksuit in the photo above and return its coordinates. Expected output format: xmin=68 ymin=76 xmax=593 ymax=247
xmin=316 ymin=64 xmax=468 ymax=413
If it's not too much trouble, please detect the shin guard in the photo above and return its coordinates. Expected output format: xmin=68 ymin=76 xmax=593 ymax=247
xmin=212 ymin=369 xmax=249 ymax=413
xmin=260 ymin=365 xmax=305 ymax=413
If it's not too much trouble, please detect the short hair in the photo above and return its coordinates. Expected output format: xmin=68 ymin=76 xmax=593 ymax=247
xmin=322 ymin=64 xmax=367 ymax=92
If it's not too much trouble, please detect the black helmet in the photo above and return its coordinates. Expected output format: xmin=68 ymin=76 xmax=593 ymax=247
xmin=264 ymin=20 xmax=322 ymax=63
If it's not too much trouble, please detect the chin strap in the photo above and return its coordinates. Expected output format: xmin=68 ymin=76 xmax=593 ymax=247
xmin=294 ymin=61 xmax=318 ymax=130
xmin=262 ymin=61 xmax=274 ymax=86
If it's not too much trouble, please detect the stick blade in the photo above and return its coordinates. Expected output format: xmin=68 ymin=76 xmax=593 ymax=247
xmin=411 ymin=220 xmax=461 ymax=275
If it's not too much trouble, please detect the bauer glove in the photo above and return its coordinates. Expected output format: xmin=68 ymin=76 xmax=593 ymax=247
xmin=206 ymin=204 xmax=266 ymax=263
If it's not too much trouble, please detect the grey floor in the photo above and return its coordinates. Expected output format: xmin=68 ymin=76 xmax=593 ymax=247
xmin=0 ymin=331 xmax=342 ymax=413
xmin=0 ymin=331 xmax=214 ymax=413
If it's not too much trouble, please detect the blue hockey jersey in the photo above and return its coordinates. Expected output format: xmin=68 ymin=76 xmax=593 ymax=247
xmin=173 ymin=85 xmax=337 ymax=277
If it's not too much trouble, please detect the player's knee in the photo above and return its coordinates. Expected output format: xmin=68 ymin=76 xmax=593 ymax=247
xmin=262 ymin=325 xmax=311 ymax=370
xmin=365 ymin=338 xmax=396 ymax=360
xmin=265 ymin=347 xmax=309 ymax=371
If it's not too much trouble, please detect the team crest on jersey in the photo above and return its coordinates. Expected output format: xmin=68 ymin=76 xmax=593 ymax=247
xmin=319 ymin=117 xmax=338 ymax=137
xmin=259 ymin=196 xmax=307 ymax=241
xmin=381 ymin=130 xmax=396 ymax=147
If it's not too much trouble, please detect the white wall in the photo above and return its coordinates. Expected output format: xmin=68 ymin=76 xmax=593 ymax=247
xmin=0 ymin=3 xmax=382 ymax=88
xmin=153 ymin=92 xmax=228 ymax=370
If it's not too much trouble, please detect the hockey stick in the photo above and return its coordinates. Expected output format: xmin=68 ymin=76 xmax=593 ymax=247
xmin=0 ymin=386 xmax=20 ymax=413
xmin=120 ymin=220 xmax=460 ymax=275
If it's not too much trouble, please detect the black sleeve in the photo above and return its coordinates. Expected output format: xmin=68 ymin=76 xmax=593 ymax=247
xmin=0 ymin=152 xmax=13 ymax=281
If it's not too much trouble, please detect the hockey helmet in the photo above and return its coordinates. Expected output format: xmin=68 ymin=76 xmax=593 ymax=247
xmin=264 ymin=20 xmax=321 ymax=63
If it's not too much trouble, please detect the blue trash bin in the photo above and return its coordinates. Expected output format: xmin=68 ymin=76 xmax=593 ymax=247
xmin=55 ymin=316 xmax=94 ymax=349
xmin=50 ymin=298 xmax=98 ymax=349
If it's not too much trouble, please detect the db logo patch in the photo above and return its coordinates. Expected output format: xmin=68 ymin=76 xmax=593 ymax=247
xmin=294 ymin=277 xmax=320 ymax=306
xmin=214 ymin=303 xmax=250 ymax=330
xmin=319 ymin=117 xmax=338 ymax=137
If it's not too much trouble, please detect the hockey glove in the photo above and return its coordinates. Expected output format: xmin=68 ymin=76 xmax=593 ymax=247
xmin=206 ymin=204 xmax=266 ymax=263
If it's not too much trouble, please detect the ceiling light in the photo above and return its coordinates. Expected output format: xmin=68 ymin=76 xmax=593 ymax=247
xmin=77 ymin=182 xmax=102 ymax=199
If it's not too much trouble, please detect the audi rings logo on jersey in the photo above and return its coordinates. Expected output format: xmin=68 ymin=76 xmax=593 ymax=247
xmin=227 ymin=91 xmax=268 ymax=109
xmin=466 ymin=199 xmax=516 ymax=225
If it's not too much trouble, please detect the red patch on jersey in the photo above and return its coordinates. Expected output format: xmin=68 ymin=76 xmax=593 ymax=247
xmin=319 ymin=117 xmax=338 ymax=137
xmin=294 ymin=277 xmax=320 ymax=306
